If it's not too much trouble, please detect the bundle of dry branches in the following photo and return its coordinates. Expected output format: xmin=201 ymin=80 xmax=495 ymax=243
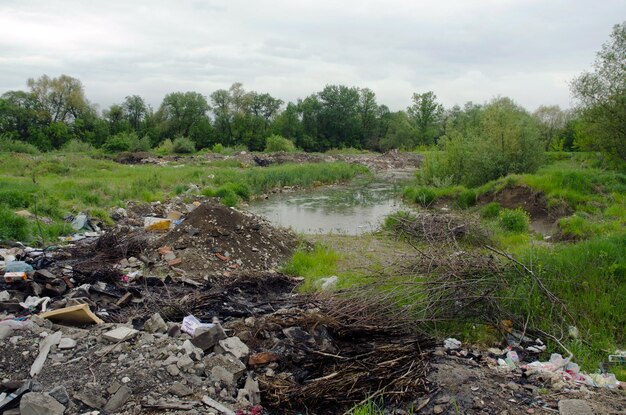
xmin=248 ymin=306 xmax=434 ymax=412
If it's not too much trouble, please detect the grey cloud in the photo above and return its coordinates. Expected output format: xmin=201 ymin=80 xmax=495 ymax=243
xmin=0 ymin=0 xmax=623 ymax=112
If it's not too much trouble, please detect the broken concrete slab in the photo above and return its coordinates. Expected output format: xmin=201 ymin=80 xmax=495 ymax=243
xmin=169 ymin=382 xmax=192 ymax=397
xmin=202 ymin=395 xmax=235 ymax=415
xmin=143 ymin=312 xmax=168 ymax=334
xmin=102 ymin=326 xmax=139 ymax=342
xmin=48 ymin=385 xmax=70 ymax=405
xmin=204 ymin=353 xmax=246 ymax=385
xmin=39 ymin=303 xmax=104 ymax=325
xmin=190 ymin=324 xmax=226 ymax=352
xmin=216 ymin=337 xmax=249 ymax=359
xmin=74 ymin=388 xmax=107 ymax=409
xmin=30 ymin=331 xmax=62 ymax=377
xmin=58 ymin=337 xmax=77 ymax=349
xmin=104 ymin=385 xmax=131 ymax=413
xmin=558 ymin=399 xmax=595 ymax=415
xmin=20 ymin=392 xmax=65 ymax=415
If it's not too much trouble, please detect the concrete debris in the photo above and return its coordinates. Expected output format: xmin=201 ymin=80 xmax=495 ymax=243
xmin=217 ymin=336 xmax=249 ymax=359
xmin=143 ymin=312 xmax=168 ymax=333
xmin=30 ymin=330 xmax=62 ymax=377
xmin=58 ymin=337 xmax=77 ymax=349
xmin=169 ymin=381 xmax=192 ymax=397
xmin=557 ymin=399 xmax=595 ymax=415
xmin=48 ymin=385 xmax=70 ymax=405
xmin=204 ymin=353 xmax=246 ymax=385
xmin=19 ymin=392 xmax=65 ymax=415
xmin=104 ymin=385 xmax=131 ymax=413
xmin=202 ymin=395 xmax=236 ymax=415
xmin=191 ymin=324 xmax=226 ymax=352
xmin=102 ymin=326 xmax=139 ymax=342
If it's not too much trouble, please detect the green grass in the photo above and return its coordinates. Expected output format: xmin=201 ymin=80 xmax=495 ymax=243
xmin=505 ymin=235 xmax=626 ymax=371
xmin=282 ymin=244 xmax=340 ymax=292
xmin=395 ymin=152 xmax=626 ymax=373
xmin=0 ymin=153 xmax=367 ymax=243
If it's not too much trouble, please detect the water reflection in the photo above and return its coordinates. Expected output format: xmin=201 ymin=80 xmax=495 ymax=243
xmin=248 ymin=179 xmax=408 ymax=235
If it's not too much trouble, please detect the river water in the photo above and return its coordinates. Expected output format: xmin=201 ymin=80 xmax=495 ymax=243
xmin=248 ymin=176 xmax=410 ymax=235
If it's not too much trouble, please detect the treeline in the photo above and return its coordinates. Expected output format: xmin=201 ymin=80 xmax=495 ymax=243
xmin=0 ymin=77 xmax=578 ymax=154
xmin=0 ymin=22 xmax=622 ymax=158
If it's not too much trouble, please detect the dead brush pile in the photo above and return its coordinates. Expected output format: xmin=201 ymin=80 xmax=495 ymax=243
xmin=385 ymin=211 xmax=489 ymax=245
xmin=228 ymin=304 xmax=435 ymax=413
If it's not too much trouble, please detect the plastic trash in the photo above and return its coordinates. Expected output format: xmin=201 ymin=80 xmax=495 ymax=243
xmin=144 ymin=217 xmax=172 ymax=232
xmin=181 ymin=315 xmax=214 ymax=336
xmin=0 ymin=318 xmax=33 ymax=330
xmin=506 ymin=350 xmax=519 ymax=362
xmin=443 ymin=338 xmax=462 ymax=350
xmin=4 ymin=261 xmax=34 ymax=276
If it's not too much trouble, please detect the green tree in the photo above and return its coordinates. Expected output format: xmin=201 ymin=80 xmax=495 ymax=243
xmin=158 ymin=91 xmax=210 ymax=137
xmin=407 ymin=91 xmax=444 ymax=146
xmin=122 ymin=95 xmax=149 ymax=132
xmin=571 ymin=22 xmax=626 ymax=160
xmin=380 ymin=111 xmax=417 ymax=150
xmin=422 ymin=97 xmax=543 ymax=187
xmin=0 ymin=90 xmax=50 ymax=149
xmin=533 ymin=105 xmax=569 ymax=150
xmin=27 ymin=74 xmax=89 ymax=123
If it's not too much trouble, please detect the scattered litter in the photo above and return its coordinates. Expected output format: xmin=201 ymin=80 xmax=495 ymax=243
xmin=181 ymin=315 xmax=214 ymax=336
xmin=39 ymin=304 xmax=104 ymax=325
xmin=444 ymin=338 xmax=462 ymax=350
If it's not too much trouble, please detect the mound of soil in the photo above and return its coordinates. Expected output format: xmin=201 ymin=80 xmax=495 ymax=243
xmin=479 ymin=185 xmax=571 ymax=235
xmin=155 ymin=202 xmax=298 ymax=278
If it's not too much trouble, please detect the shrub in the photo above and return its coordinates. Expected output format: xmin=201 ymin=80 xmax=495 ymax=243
xmin=457 ymin=189 xmax=477 ymax=209
xmin=0 ymin=207 xmax=30 ymax=241
xmin=481 ymin=202 xmax=501 ymax=219
xmin=155 ymin=139 xmax=174 ymax=155
xmin=264 ymin=134 xmax=296 ymax=152
xmin=404 ymin=186 xmax=437 ymax=207
xmin=499 ymin=207 xmax=530 ymax=233
xmin=211 ymin=143 xmax=224 ymax=154
xmin=103 ymin=132 xmax=135 ymax=153
xmin=0 ymin=136 xmax=40 ymax=154
xmin=172 ymin=136 xmax=196 ymax=154
xmin=62 ymin=139 xmax=95 ymax=153
xmin=420 ymin=97 xmax=544 ymax=187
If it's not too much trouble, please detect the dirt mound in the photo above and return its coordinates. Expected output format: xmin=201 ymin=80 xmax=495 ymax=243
xmin=480 ymin=185 xmax=549 ymax=220
xmin=155 ymin=202 xmax=298 ymax=278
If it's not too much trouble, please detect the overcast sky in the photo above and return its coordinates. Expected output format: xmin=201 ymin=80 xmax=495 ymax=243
xmin=0 ymin=1 xmax=623 ymax=112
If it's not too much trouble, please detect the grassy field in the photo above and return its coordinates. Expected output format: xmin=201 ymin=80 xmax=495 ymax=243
xmin=0 ymin=152 xmax=367 ymax=243
xmin=286 ymin=152 xmax=625 ymax=373
xmin=401 ymin=152 xmax=626 ymax=371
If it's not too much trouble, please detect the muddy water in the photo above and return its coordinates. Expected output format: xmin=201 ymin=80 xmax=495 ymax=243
xmin=248 ymin=176 xmax=410 ymax=235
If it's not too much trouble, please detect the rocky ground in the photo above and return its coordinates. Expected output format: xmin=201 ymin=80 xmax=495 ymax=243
xmin=1 ymin=190 xmax=625 ymax=414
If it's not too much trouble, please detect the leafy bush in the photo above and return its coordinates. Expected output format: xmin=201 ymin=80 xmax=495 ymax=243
xmin=481 ymin=202 xmax=501 ymax=219
xmin=499 ymin=207 xmax=530 ymax=233
xmin=211 ymin=143 xmax=224 ymax=154
xmin=420 ymin=97 xmax=544 ymax=187
xmin=155 ymin=139 xmax=174 ymax=155
xmin=172 ymin=136 xmax=196 ymax=154
xmin=201 ymin=182 xmax=251 ymax=206
xmin=0 ymin=207 xmax=30 ymax=241
xmin=457 ymin=189 xmax=477 ymax=209
xmin=403 ymin=186 xmax=437 ymax=207
xmin=103 ymin=132 xmax=139 ymax=153
xmin=264 ymin=134 xmax=296 ymax=152
xmin=61 ymin=139 xmax=95 ymax=153
xmin=0 ymin=136 xmax=40 ymax=154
